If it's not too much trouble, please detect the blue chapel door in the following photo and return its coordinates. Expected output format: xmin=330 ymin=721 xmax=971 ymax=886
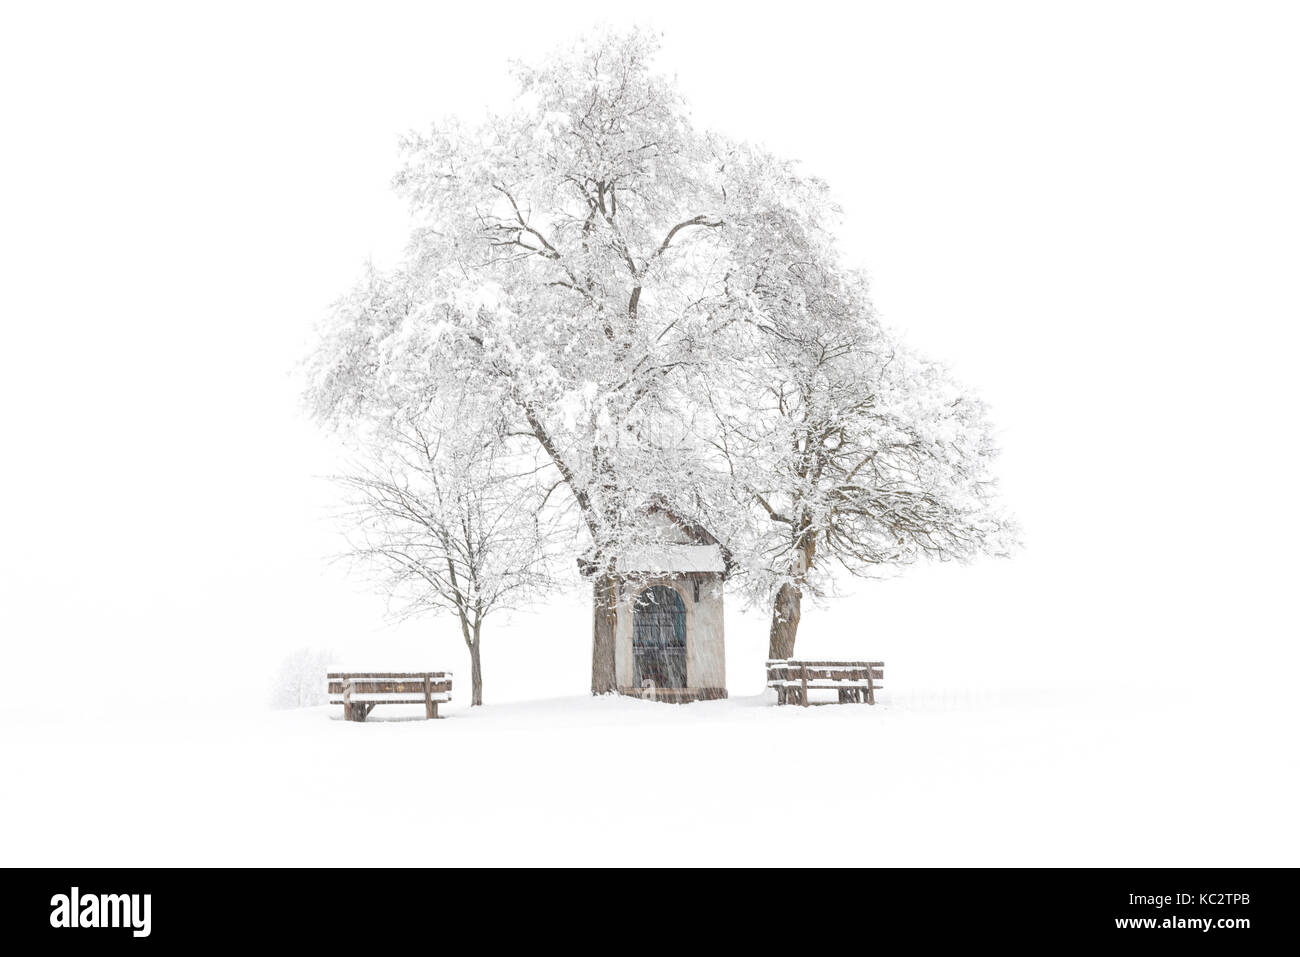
xmin=633 ymin=586 xmax=687 ymax=690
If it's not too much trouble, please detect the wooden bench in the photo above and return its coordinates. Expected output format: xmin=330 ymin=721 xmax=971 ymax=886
xmin=766 ymin=660 xmax=883 ymax=707
xmin=327 ymin=672 xmax=452 ymax=721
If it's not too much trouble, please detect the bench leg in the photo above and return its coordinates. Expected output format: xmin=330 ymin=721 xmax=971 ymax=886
xmin=431 ymin=701 xmax=439 ymax=719
xmin=344 ymin=701 xmax=368 ymax=721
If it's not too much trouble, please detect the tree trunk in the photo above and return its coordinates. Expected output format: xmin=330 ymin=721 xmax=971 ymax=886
xmin=591 ymin=572 xmax=618 ymax=694
xmin=767 ymin=581 xmax=802 ymax=660
xmin=469 ymin=632 xmax=483 ymax=707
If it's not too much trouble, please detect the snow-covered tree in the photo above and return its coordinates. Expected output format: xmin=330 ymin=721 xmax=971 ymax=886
xmin=332 ymin=399 xmax=557 ymax=706
xmin=305 ymin=28 xmax=837 ymax=693
xmin=699 ymin=256 xmax=1018 ymax=659
xmin=270 ymin=647 xmax=333 ymax=709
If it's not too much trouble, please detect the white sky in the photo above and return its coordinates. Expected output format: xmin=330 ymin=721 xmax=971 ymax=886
xmin=2 ymin=1 xmax=1297 ymax=711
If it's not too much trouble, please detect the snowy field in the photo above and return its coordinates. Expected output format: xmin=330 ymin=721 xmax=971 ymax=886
xmin=3 ymin=669 xmax=1294 ymax=867
xmin=3 ymin=553 xmax=1298 ymax=868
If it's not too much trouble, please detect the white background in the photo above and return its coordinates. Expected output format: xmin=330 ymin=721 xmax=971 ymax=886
xmin=1 ymin=2 xmax=1297 ymax=772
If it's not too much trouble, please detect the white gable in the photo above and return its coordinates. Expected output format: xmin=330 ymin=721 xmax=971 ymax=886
xmin=619 ymin=544 xmax=726 ymax=574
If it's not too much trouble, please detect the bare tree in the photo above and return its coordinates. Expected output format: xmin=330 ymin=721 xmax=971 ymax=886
xmin=333 ymin=407 xmax=555 ymax=706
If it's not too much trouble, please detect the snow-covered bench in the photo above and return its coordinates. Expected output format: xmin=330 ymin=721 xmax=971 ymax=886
xmin=328 ymin=672 xmax=452 ymax=721
xmin=766 ymin=660 xmax=883 ymax=707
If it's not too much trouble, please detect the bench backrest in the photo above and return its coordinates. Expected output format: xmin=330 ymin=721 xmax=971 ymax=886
xmin=765 ymin=660 xmax=883 ymax=682
xmin=327 ymin=672 xmax=452 ymax=696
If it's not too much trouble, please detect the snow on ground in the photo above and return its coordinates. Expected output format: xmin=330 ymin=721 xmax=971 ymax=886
xmin=3 ymin=553 xmax=1295 ymax=866
xmin=2 ymin=681 xmax=1294 ymax=867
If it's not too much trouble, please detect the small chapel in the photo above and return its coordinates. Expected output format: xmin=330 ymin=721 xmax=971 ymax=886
xmin=611 ymin=507 xmax=729 ymax=702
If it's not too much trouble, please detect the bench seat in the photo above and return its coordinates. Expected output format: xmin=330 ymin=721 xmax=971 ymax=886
xmin=330 ymin=692 xmax=452 ymax=703
xmin=767 ymin=678 xmax=878 ymax=687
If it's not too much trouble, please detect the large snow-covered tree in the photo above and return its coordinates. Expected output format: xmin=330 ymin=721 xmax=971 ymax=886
xmin=305 ymin=28 xmax=836 ymax=692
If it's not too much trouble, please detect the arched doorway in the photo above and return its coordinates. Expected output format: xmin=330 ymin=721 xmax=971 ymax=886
xmin=633 ymin=585 xmax=687 ymax=690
